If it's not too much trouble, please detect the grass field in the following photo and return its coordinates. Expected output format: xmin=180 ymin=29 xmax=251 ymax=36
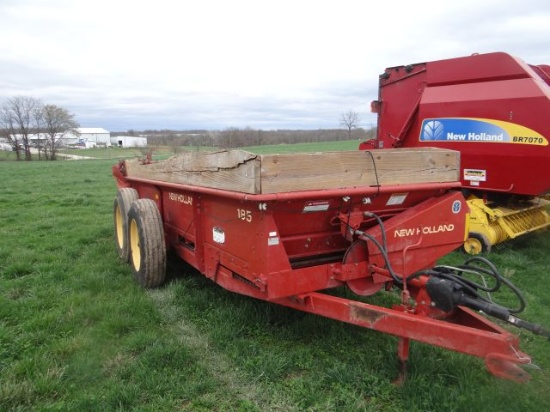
xmin=52 ymin=139 xmax=362 ymax=160
xmin=1 ymin=142 xmax=550 ymax=411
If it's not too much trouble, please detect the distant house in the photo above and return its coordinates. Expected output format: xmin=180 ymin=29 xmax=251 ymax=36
xmin=111 ymin=135 xmax=147 ymax=148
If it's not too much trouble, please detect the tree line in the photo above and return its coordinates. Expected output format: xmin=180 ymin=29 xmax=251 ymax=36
xmin=115 ymin=110 xmax=371 ymax=150
xmin=0 ymin=96 xmax=79 ymax=161
xmin=118 ymin=127 xmax=373 ymax=151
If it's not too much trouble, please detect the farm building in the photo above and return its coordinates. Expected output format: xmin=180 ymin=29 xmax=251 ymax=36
xmin=8 ymin=127 xmax=111 ymax=148
xmin=111 ymin=135 xmax=147 ymax=147
xmin=76 ymin=128 xmax=111 ymax=148
xmin=6 ymin=128 xmax=147 ymax=149
xmin=8 ymin=132 xmax=71 ymax=147
xmin=0 ymin=141 xmax=12 ymax=151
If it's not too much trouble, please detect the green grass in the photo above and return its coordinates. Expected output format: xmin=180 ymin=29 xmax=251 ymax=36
xmin=243 ymin=139 xmax=361 ymax=154
xmin=1 ymin=143 xmax=550 ymax=411
xmin=57 ymin=147 xmax=154 ymax=160
xmin=52 ymin=139 xmax=362 ymax=160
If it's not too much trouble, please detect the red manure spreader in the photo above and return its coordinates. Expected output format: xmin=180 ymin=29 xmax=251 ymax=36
xmin=113 ymin=146 xmax=548 ymax=382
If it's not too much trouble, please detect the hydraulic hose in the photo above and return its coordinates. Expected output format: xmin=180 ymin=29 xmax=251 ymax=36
xmin=354 ymin=211 xmax=550 ymax=340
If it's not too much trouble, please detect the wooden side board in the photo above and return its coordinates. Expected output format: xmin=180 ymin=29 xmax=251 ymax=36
xmin=259 ymin=148 xmax=459 ymax=193
xmin=124 ymin=148 xmax=459 ymax=194
xmin=125 ymin=150 xmax=261 ymax=194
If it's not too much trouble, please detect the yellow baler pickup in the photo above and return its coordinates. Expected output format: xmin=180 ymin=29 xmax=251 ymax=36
xmin=463 ymin=195 xmax=550 ymax=254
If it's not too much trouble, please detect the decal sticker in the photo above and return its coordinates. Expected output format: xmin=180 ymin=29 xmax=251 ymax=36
xmin=452 ymin=200 xmax=462 ymax=214
xmin=420 ymin=118 xmax=548 ymax=146
xmin=213 ymin=227 xmax=225 ymax=244
xmin=268 ymin=231 xmax=279 ymax=246
xmin=386 ymin=193 xmax=408 ymax=206
xmin=168 ymin=192 xmax=193 ymax=205
xmin=303 ymin=200 xmax=330 ymax=213
xmin=464 ymin=169 xmax=486 ymax=182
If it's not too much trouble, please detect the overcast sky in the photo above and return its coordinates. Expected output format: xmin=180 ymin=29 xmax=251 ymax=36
xmin=1 ymin=0 xmax=549 ymax=131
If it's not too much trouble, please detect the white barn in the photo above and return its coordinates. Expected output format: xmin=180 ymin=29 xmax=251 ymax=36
xmin=111 ymin=135 xmax=147 ymax=147
xmin=76 ymin=128 xmax=111 ymax=148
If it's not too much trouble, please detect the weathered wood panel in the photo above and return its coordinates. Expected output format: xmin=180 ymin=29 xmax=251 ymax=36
xmin=124 ymin=148 xmax=459 ymax=194
xmin=259 ymin=148 xmax=459 ymax=193
xmin=125 ymin=150 xmax=261 ymax=194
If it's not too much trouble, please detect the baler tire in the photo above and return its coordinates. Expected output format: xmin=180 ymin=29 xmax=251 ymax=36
xmin=462 ymin=232 xmax=491 ymax=255
xmin=114 ymin=188 xmax=139 ymax=262
xmin=128 ymin=199 xmax=166 ymax=288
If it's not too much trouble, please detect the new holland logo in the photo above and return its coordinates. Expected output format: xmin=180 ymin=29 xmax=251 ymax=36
xmin=422 ymin=120 xmax=444 ymax=140
xmin=419 ymin=118 xmax=548 ymax=146
xmin=394 ymin=224 xmax=455 ymax=238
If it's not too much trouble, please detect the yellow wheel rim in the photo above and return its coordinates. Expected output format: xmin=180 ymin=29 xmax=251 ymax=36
xmin=129 ymin=219 xmax=141 ymax=271
xmin=115 ymin=204 xmax=124 ymax=249
xmin=464 ymin=237 xmax=483 ymax=255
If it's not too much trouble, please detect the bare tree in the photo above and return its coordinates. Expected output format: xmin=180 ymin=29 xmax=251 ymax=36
xmin=32 ymin=105 xmax=45 ymax=160
xmin=1 ymin=97 xmax=41 ymax=160
xmin=1 ymin=96 xmax=42 ymax=160
xmin=42 ymin=104 xmax=79 ymax=160
xmin=0 ymin=105 xmax=22 ymax=160
xmin=340 ymin=110 xmax=361 ymax=139
xmin=219 ymin=127 xmax=240 ymax=148
xmin=169 ymin=137 xmax=183 ymax=154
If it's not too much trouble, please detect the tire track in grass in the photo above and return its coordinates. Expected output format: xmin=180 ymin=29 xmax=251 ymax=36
xmin=147 ymin=284 xmax=296 ymax=411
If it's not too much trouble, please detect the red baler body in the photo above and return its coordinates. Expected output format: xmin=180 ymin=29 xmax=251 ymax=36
xmin=365 ymin=52 xmax=550 ymax=196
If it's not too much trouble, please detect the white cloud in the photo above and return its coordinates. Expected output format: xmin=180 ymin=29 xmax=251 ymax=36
xmin=0 ymin=0 xmax=549 ymax=130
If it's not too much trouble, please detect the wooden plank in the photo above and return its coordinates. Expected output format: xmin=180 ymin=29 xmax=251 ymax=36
xmin=125 ymin=150 xmax=261 ymax=194
xmin=124 ymin=148 xmax=459 ymax=194
xmin=259 ymin=148 xmax=459 ymax=193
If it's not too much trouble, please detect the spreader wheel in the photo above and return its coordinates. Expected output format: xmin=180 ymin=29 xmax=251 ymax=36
xmin=344 ymin=240 xmax=384 ymax=296
xmin=462 ymin=232 xmax=491 ymax=255
xmin=114 ymin=188 xmax=138 ymax=261
xmin=128 ymin=199 xmax=166 ymax=288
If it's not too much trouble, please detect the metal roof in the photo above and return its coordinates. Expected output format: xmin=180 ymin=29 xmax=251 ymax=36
xmin=77 ymin=127 xmax=110 ymax=134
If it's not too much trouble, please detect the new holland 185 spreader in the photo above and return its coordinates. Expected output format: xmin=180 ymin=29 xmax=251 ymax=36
xmin=112 ymin=148 xmax=548 ymax=382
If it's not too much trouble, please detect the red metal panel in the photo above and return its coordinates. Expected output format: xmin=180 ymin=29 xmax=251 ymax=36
xmin=126 ymin=175 xmax=465 ymax=301
xmin=531 ymin=64 xmax=550 ymax=86
xmin=365 ymin=191 xmax=467 ymax=277
xmin=426 ymin=52 xmax=531 ymax=86
xmin=162 ymin=189 xmax=196 ymax=246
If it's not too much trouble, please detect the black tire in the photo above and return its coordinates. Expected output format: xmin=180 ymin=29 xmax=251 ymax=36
xmin=462 ymin=232 xmax=491 ymax=255
xmin=114 ymin=188 xmax=139 ymax=261
xmin=127 ymin=199 xmax=166 ymax=288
